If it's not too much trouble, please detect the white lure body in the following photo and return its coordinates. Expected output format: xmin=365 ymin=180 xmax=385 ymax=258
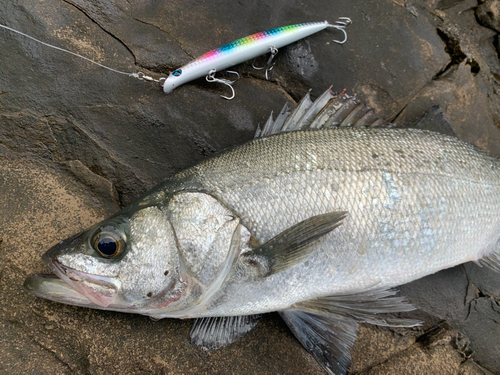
xmin=162 ymin=21 xmax=342 ymax=94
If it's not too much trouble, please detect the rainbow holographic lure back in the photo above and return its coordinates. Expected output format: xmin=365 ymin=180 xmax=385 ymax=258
xmin=162 ymin=19 xmax=351 ymax=99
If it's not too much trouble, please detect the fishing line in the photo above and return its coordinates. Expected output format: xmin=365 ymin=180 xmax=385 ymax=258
xmin=0 ymin=23 xmax=164 ymax=85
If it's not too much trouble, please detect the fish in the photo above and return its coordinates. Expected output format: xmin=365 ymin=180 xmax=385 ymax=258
xmin=24 ymin=88 xmax=500 ymax=374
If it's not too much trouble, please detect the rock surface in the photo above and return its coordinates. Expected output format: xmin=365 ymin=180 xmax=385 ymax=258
xmin=1 ymin=0 xmax=500 ymax=373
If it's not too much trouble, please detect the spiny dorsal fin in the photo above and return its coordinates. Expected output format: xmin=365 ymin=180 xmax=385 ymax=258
xmin=253 ymin=87 xmax=393 ymax=138
xmin=295 ymin=86 xmax=338 ymax=130
xmin=190 ymin=315 xmax=261 ymax=350
xmin=281 ymin=289 xmax=421 ymax=375
xmin=242 ymin=211 xmax=347 ymax=277
xmin=281 ymin=89 xmax=313 ymax=132
xmin=259 ymin=102 xmax=293 ymax=137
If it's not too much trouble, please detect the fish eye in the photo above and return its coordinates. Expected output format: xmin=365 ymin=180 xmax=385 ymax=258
xmin=91 ymin=226 xmax=126 ymax=258
xmin=172 ymin=69 xmax=182 ymax=77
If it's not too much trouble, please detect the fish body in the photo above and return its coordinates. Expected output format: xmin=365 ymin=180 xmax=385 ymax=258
xmin=25 ymin=90 xmax=500 ymax=374
xmin=162 ymin=21 xmax=350 ymax=94
xmin=163 ymin=127 xmax=500 ymax=317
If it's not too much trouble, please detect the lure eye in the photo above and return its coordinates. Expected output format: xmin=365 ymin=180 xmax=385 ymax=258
xmin=172 ymin=69 xmax=182 ymax=77
xmin=91 ymin=226 xmax=126 ymax=258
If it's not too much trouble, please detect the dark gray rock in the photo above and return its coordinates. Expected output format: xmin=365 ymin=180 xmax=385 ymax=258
xmin=476 ymin=0 xmax=500 ymax=33
xmin=1 ymin=0 xmax=500 ymax=373
xmin=399 ymin=264 xmax=500 ymax=372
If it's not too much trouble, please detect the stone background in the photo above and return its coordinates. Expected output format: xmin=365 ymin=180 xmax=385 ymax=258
xmin=1 ymin=0 xmax=500 ymax=373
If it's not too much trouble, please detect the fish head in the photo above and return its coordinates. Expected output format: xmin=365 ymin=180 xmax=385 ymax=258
xmin=25 ymin=190 xmax=251 ymax=317
xmin=25 ymin=204 xmax=188 ymax=314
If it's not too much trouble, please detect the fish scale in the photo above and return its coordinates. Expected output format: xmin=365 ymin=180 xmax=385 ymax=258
xmin=168 ymin=128 xmax=500 ymax=315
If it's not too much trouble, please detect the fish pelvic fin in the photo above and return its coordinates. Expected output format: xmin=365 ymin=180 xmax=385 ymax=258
xmin=280 ymin=289 xmax=422 ymax=375
xmin=190 ymin=314 xmax=261 ymax=350
xmin=242 ymin=211 xmax=347 ymax=277
xmin=253 ymin=87 xmax=393 ymax=138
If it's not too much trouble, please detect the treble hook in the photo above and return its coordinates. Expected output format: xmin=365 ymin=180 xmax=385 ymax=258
xmin=206 ymin=69 xmax=239 ymax=100
xmin=328 ymin=17 xmax=352 ymax=44
xmin=252 ymin=46 xmax=278 ymax=80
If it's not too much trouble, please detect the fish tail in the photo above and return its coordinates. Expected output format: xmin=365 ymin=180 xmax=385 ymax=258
xmin=480 ymin=239 xmax=500 ymax=273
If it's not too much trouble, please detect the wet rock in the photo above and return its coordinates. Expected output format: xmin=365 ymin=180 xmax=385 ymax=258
xmin=459 ymin=297 xmax=500 ymax=371
xmin=476 ymin=0 xmax=500 ymax=33
xmin=395 ymin=61 xmax=500 ymax=156
xmin=350 ymin=325 xmax=418 ymax=372
xmin=399 ymin=265 xmax=500 ymax=372
xmin=396 ymin=0 xmax=500 ymax=155
xmin=360 ymin=325 xmax=479 ymax=374
xmin=494 ymin=34 xmax=500 ymax=58
xmin=434 ymin=0 xmax=471 ymax=10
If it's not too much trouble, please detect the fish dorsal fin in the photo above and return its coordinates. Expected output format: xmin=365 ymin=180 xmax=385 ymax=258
xmin=242 ymin=211 xmax=347 ymax=277
xmin=259 ymin=102 xmax=294 ymax=137
xmin=190 ymin=315 xmax=261 ymax=350
xmin=281 ymin=89 xmax=313 ymax=132
xmin=280 ymin=289 xmax=421 ymax=374
xmin=254 ymin=87 xmax=393 ymax=138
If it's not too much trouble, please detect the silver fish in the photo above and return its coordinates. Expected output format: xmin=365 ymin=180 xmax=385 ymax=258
xmin=25 ymin=89 xmax=500 ymax=374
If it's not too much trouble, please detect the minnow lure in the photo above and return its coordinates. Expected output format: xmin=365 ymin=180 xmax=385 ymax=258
xmin=162 ymin=19 xmax=352 ymax=99
xmin=0 ymin=18 xmax=351 ymax=100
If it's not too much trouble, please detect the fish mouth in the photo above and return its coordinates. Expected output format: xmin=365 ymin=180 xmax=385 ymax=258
xmin=24 ymin=274 xmax=101 ymax=308
xmin=24 ymin=254 xmax=121 ymax=309
xmin=25 ymin=254 xmax=189 ymax=315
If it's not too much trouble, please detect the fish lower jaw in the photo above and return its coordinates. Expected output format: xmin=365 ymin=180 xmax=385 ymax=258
xmin=42 ymin=257 xmax=121 ymax=308
xmin=24 ymin=273 xmax=98 ymax=308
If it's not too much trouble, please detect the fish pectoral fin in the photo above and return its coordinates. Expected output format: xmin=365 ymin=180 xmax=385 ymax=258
xmin=190 ymin=315 xmax=261 ymax=351
xmin=280 ymin=289 xmax=421 ymax=375
xmin=242 ymin=211 xmax=347 ymax=277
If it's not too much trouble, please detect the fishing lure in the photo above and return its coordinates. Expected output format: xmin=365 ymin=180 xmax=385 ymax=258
xmin=0 ymin=18 xmax=351 ymax=100
xmin=163 ymin=19 xmax=352 ymax=99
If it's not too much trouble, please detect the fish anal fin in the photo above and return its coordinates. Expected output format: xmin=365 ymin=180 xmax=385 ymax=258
xmin=242 ymin=211 xmax=347 ymax=277
xmin=190 ymin=314 xmax=261 ymax=351
xmin=280 ymin=289 xmax=421 ymax=374
xmin=280 ymin=309 xmax=357 ymax=375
